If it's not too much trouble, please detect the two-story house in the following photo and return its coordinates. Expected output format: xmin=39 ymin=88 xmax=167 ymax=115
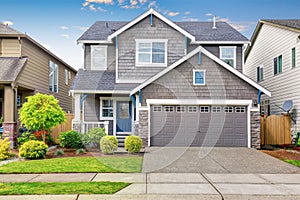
xmin=245 ymin=19 xmax=300 ymax=131
xmin=0 ymin=24 xmax=77 ymax=141
xmin=71 ymin=9 xmax=270 ymax=148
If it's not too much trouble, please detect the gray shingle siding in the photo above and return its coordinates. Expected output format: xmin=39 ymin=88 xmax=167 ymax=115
xmin=118 ymin=15 xmax=185 ymax=81
xmin=141 ymin=52 xmax=257 ymax=105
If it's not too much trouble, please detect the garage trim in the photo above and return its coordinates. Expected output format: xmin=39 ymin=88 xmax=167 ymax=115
xmin=146 ymin=99 xmax=253 ymax=148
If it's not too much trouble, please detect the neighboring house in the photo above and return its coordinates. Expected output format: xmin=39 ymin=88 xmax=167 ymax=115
xmin=0 ymin=24 xmax=77 ymax=140
xmin=244 ymin=19 xmax=300 ymax=131
xmin=71 ymin=9 xmax=270 ymax=148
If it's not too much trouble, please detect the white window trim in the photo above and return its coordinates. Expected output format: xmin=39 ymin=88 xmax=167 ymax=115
xmin=65 ymin=69 xmax=69 ymax=85
xmin=200 ymin=106 xmax=210 ymax=113
xmin=219 ymin=46 xmax=236 ymax=68
xmin=176 ymin=106 xmax=186 ymax=113
xmin=193 ymin=69 xmax=206 ymax=86
xmin=100 ymin=97 xmax=114 ymax=120
xmin=49 ymin=60 xmax=59 ymax=93
xmin=135 ymin=39 xmax=168 ymax=67
xmin=257 ymin=65 xmax=264 ymax=82
xmin=91 ymin=45 xmax=108 ymax=70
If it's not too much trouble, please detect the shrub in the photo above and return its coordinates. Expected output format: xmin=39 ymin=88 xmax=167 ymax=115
xmin=17 ymin=132 xmax=37 ymax=146
xmin=76 ymin=148 xmax=86 ymax=154
xmin=19 ymin=140 xmax=48 ymax=159
xmin=54 ymin=149 xmax=65 ymax=156
xmin=0 ymin=138 xmax=11 ymax=161
xmin=81 ymin=128 xmax=106 ymax=148
xmin=100 ymin=136 xmax=118 ymax=155
xmin=125 ymin=135 xmax=143 ymax=153
xmin=58 ymin=130 xmax=83 ymax=149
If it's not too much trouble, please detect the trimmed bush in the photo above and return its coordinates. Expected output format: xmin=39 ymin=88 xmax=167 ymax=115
xmin=0 ymin=138 xmax=11 ymax=161
xmin=100 ymin=136 xmax=118 ymax=155
xmin=81 ymin=127 xmax=106 ymax=148
xmin=17 ymin=132 xmax=37 ymax=146
xmin=125 ymin=135 xmax=143 ymax=153
xmin=19 ymin=140 xmax=48 ymax=159
xmin=76 ymin=148 xmax=86 ymax=154
xmin=58 ymin=130 xmax=83 ymax=149
xmin=54 ymin=149 xmax=65 ymax=156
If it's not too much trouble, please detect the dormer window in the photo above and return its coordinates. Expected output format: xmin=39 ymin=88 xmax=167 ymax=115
xmin=91 ymin=45 xmax=107 ymax=70
xmin=220 ymin=46 xmax=236 ymax=68
xmin=135 ymin=39 xmax=167 ymax=67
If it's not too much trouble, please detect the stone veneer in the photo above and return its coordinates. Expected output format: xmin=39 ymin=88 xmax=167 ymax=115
xmin=137 ymin=109 xmax=149 ymax=147
xmin=251 ymin=110 xmax=261 ymax=149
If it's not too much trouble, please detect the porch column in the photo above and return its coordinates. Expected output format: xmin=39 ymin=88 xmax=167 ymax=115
xmin=2 ymin=85 xmax=16 ymax=147
xmin=72 ymin=93 xmax=81 ymax=132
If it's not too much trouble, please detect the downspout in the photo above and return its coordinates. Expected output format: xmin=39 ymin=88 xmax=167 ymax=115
xmin=130 ymin=95 xmax=136 ymax=108
xmin=139 ymin=90 xmax=142 ymax=105
xmin=258 ymin=90 xmax=262 ymax=105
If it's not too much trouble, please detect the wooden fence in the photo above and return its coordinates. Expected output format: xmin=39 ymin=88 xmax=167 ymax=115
xmin=50 ymin=113 xmax=74 ymax=143
xmin=260 ymin=114 xmax=291 ymax=145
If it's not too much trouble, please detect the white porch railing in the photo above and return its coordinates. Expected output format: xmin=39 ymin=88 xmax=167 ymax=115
xmin=72 ymin=121 xmax=109 ymax=134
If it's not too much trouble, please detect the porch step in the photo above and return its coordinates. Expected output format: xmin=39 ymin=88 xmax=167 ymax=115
xmin=116 ymin=134 xmax=130 ymax=147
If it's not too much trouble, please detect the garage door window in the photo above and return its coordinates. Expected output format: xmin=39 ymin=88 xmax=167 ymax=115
xmin=200 ymin=106 xmax=210 ymax=113
xmin=235 ymin=107 xmax=245 ymax=113
xmin=153 ymin=106 xmax=162 ymax=112
xmin=164 ymin=106 xmax=174 ymax=112
xmin=176 ymin=106 xmax=185 ymax=113
xmin=212 ymin=106 xmax=221 ymax=113
xmin=188 ymin=106 xmax=197 ymax=113
xmin=224 ymin=106 xmax=234 ymax=113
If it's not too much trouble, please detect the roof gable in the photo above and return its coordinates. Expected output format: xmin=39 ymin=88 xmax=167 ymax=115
xmin=107 ymin=9 xmax=196 ymax=42
xmin=0 ymin=57 xmax=27 ymax=83
xmin=130 ymin=45 xmax=271 ymax=97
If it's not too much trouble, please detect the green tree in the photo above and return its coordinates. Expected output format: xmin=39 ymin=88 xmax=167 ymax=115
xmin=19 ymin=93 xmax=66 ymax=142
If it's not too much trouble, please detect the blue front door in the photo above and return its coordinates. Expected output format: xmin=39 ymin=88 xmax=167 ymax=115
xmin=116 ymin=101 xmax=132 ymax=132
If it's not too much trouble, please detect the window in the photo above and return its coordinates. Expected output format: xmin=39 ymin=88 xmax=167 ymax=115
xmin=176 ymin=106 xmax=185 ymax=113
xmin=136 ymin=39 xmax=167 ymax=66
xmin=200 ymin=106 xmax=210 ymax=113
xmin=193 ymin=70 xmax=205 ymax=85
xmin=68 ymin=71 xmax=72 ymax=80
xmin=224 ymin=106 xmax=233 ymax=113
xmin=91 ymin=45 xmax=107 ymax=70
xmin=235 ymin=107 xmax=245 ymax=113
xmin=153 ymin=106 xmax=162 ymax=112
xmin=101 ymin=99 xmax=113 ymax=119
xmin=65 ymin=69 xmax=69 ymax=85
xmin=274 ymin=55 xmax=282 ymax=75
xmin=188 ymin=106 xmax=197 ymax=113
xmin=257 ymin=65 xmax=264 ymax=82
xmin=212 ymin=106 xmax=221 ymax=113
xmin=164 ymin=106 xmax=174 ymax=112
xmin=49 ymin=61 xmax=58 ymax=93
xmin=220 ymin=46 xmax=236 ymax=68
xmin=292 ymin=48 xmax=296 ymax=68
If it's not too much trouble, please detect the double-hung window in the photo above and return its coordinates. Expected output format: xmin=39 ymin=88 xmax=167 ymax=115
xmin=193 ymin=70 xmax=205 ymax=85
xmin=136 ymin=39 xmax=167 ymax=66
xmin=274 ymin=55 xmax=282 ymax=75
xmin=220 ymin=46 xmax=236 ymax=68
xmin=91 ymin=45 xmax=107 ymax=70
xmin=49 ymin=61 xmax=58 ymax=93
xmin=257 ymin=65 xmax=264 ymax=82
xmin=100 ymin=99 xmax=113 ymax=119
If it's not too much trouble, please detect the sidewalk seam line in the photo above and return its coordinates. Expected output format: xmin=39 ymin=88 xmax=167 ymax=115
xmin=201 ymin=173 xmax=224 ymax=200
xmin=90 ymin=173 xmax=98 ymax=182
xmin=26 ymin=174 xmax=41 ymax=182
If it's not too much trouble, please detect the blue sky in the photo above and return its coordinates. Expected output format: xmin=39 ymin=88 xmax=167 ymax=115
xmin=1 ymin=0 xmax=299 ymax=69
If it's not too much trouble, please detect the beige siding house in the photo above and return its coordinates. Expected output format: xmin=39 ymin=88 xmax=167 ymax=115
xmin=245 ymin=19 xmax=300 ymax=131
xmin=0 ymin=24 xmax=77 ymax=141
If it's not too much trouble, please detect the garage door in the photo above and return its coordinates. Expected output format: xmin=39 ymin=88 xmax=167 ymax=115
xmin=150 ymin=105 xmax=247 ymax=147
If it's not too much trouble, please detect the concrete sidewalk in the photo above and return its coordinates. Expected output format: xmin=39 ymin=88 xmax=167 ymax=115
xmin=1 ymin=173 xmax=300 ymax=199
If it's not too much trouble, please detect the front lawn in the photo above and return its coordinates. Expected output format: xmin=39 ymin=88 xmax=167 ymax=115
xmin=285 ymin=160 xmax=300 ymax=168
xmin=0 ymin=156 xmax=143 ymax=173
xmin=0 ymin=182 xmax=129 ymax=195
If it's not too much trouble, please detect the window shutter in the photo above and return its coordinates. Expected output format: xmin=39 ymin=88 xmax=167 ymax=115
xmin=274 ymin=57 xmax=277 ymax=75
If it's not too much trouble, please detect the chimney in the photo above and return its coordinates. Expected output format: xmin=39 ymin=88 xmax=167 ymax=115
xmin=105 ymin=22 xmax=109 ymax=28
xmin=212 ymin=15 xmax=217 ymax=29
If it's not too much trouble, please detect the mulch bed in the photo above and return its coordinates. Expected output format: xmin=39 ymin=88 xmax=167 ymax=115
xmin=261 ymin=148 xmax=300 ymax=161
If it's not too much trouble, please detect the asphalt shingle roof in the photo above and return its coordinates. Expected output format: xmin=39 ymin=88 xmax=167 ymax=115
xmin=78 ymin=21 xmax=249 ymax=42
xmin=0 ymin=24 xmax=23 ymax=35
xmin=262 ymin=19 xmax=300 ymax=31
xmin=70 ymin=69 xmax=139 ymax=91
xmin=0 ymin=57 xmax=27 ymax=82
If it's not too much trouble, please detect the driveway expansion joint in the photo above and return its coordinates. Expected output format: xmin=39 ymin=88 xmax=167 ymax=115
xmin=201 ymin=173 xmax=224 ymax=200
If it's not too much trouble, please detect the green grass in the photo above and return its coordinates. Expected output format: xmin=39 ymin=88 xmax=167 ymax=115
xmin=0 ymin=157 xmax=143 ymax=173
xmin=0 ymin=182 xmax=130 ymax=195
xmin=285 ymin=159 xmax=300 ymax=168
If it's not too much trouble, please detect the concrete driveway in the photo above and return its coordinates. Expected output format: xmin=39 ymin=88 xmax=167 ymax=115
xmin=142 ymin=147 xmax=300 ymax=173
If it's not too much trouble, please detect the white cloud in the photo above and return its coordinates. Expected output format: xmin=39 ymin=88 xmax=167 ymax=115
xmin=131 ymin=0 xmax=138 ymax=6
xmin=82 ymin=0 xmax=113 ymax=7
xmin=60 ymin=26 xmax=69 ymax=30
xmin=139 ymin=0 xmax=147 ymax=3
xmin=182 ymin=16 xmax=198 ymax=22
xmin=61 ymin=34 xmax=70 ymax=39
xmin=118 ymin=0 xmax=124 ymax=4
xmin=229 ymin=21 xmax=256 ymax=32
xmin=121 ymin=0 xmax=141 ymax=9
xmin=2 ymin=20 xmax=13 ymax=26
xmin=97 ymin=6 xmax=107 ymax=12
xmin=148 ymin=1 xmax=157 ymax=9
xmin=89 ymin=4 xmax=97 ymax=11
xmin=205 ymin=13 xmax=213 ymax=17
xmin=184 ymin=11 xmax=190 ymax=15
xmin=74 ymin=26 xmax=89 ymax=31
xmin=168 ymin=11 xmax=179 ymax=17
